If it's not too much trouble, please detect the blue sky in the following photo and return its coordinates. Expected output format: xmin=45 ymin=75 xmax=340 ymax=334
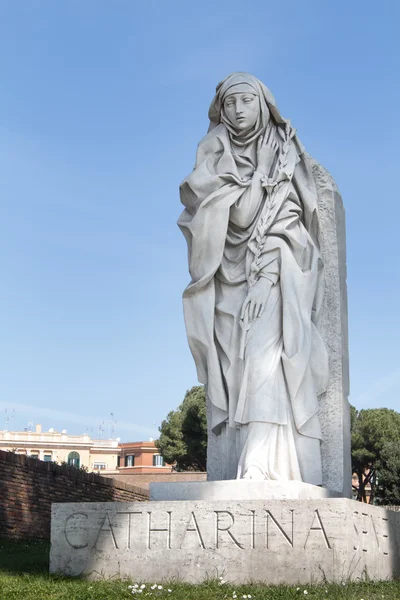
xmin=0 ymin=1 xmax=399 ymax=441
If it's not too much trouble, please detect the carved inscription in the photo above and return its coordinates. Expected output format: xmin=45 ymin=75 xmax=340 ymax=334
xmin=61 ymin=505 xmax=348 ymax=554
xmin=64 ymin=512 xmax=88 ymax=549
xmin=94 ymin=512 xmax=119 ymax=550
xmin=117 ymin=511 xmax=143 ymax=549
xmin=147 ymin=511 xmax=172 ymax=549
xmin=250 ymin=510 xmax=256 ymax=549
xmin=303 ymin=510 xmax=331 ymax=549
xmin=180 ymin=511 xmax=205 ymax=549
xmin=215 ymin=510 xmax=244 ymax=549
xmin=381 ymin=517 xmax=390 ymax=556
xmin=265 ymin=509 xmax=294 ymax=549
xmin=352 ymin=510 xmax=390 ymax=556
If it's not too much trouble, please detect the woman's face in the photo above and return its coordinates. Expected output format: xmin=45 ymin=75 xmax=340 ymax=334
xmin=223 ymin=92 xmax=260 ymax=131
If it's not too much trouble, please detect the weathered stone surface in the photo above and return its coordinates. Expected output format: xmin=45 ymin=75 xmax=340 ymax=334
xmin=50 ymin=499 xmax=400 ymax=583
xmin=150 ymin=480 xmax=340 ymax=501
xmin=310 ymin=158 xmax=351 ymax=498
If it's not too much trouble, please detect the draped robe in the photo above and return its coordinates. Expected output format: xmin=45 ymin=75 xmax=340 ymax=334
xmin=178 ymin=122 xmax=329 ymax=484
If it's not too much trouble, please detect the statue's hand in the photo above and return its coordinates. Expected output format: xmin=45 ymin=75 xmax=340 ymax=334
xmin=240 ymin=278 xmax=273 ymax=323
xmin=256 ymin=125 xmax=279 ymax=177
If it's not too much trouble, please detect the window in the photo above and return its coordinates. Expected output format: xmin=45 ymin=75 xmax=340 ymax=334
xmin=153 ymin=454 xmax=165 ymax=467
xmin=117 ymin=456 xmax=121 ymax=468
xmin=125 ymin=455 xmax=135 ymax=467
xmin=30 ymin=452 xmax=39 ymax=460
xmin=67 ymin=451 xmax=80 ymax=468
xmin=43 ymin=454 xmax=52 ymax=462
xmin=93 ymin=462 xmax=106 ymax=471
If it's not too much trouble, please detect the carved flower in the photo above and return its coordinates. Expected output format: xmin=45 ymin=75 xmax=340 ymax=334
xmin=261 ymin=177 xmax=278 ymax=196
xmin=277 ymin=169 xmax=290 ymax=184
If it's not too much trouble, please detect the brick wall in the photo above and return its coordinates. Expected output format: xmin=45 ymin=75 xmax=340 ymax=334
xmin=0 ymin=449 xmax=148 ymax=540
xmin=103 ymin=471 xmax=207 ymax=489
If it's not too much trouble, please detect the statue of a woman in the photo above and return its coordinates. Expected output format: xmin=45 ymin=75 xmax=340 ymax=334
xmin=178 ymin=73 xmax=329 ymax=485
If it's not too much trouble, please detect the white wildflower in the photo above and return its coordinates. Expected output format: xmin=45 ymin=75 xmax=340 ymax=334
xmin=151 ymin=584 xmax=157 ymax=590
xmin=304 ymin=592 xmax=308 ymax=596
xmin=140 ymin=584 xmax=146 ymax=589
xmin=168 ymin=590 xmax=172 ymax=593
xmin=157 ymin=585 xmax=163 ymax=590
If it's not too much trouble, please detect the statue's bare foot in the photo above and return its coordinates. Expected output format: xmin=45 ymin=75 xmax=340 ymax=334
xmin=242 ymin=465 xmax=265 ymax=480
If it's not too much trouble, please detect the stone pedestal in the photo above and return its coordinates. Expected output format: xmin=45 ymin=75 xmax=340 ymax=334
xmin=50 ymin=498 xmax=400 ymax=584
xmin=150 ymin=480 xmax=340 ymax=501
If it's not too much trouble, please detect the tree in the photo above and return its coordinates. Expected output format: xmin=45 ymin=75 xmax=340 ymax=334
xmin=351 ymin=406 xmax=400 ymax=504
xmin=156 ymin=386 xmax=207 ymax=471
xmin=375 ymin=440 xmax=400 ymax=506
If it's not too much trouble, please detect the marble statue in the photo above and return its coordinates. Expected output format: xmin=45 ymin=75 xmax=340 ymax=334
xmin=178 ymin=73 xmax=349 ymax=489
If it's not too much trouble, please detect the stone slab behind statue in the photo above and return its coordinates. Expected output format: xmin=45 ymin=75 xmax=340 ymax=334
xmin=207 ymin=159 xmax=351 ymax=497
xmin=50 ymin=499 xmax=400 ymax=584
xmin=149 ymin=480 xmax=341 ymax=501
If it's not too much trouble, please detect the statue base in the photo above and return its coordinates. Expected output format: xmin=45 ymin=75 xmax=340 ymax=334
xmin=50 ymin=498 xmax=400 ymax=584
xmin=149 ymin=480 xmax=341 ymax=501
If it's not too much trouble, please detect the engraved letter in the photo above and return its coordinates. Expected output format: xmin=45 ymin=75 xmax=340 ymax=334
xmin=303 ymin=510 xmax=331 ymax=549
xmin=64 ymin=512 xmax=88 ymax=549
xmin=359 ymin=512 xmax=381 ymax=554
xmin=117 ymin=511 xmax=143 ymax=549
xmin=180 ymin=511 xmax=205 ymax=549
xmin=361 ymin=512 xmax=369 ymax=553
xmin=147 ymin=511 xmax=172 ymax=549
xmin=370 ymin=514 xmax=380 ymax=551
xmin=353 ymin=511 xmax=360 ymax=551
xmin=94 ymin=512 xmax=119 ymax=550
xmin=264 ymin=510 xmax=293 ymax=549
xmin=381 ymin=517 xmax=390 ymax=556
xmin=215 ymin=511 xmax=244 ymax=549
xmin=250 ymin=510 xmax=256 ymax=549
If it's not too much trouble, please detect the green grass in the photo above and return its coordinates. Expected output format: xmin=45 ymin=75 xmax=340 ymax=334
xmin=0 ymin=539 xmax=399 ymax=600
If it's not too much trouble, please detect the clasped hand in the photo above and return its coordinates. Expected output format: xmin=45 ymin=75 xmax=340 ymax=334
xmin=257 ymin=124 xmax=279 ymax=177
xmin=240 ymin=278 xmax=272 ymax=323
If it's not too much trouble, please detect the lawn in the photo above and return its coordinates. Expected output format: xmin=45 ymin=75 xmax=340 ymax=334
xmin=0 ymin=539 xmax=399 ymax=600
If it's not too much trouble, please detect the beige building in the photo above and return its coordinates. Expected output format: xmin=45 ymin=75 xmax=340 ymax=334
xmin=0 ymin=424 xmax=120 ymax=473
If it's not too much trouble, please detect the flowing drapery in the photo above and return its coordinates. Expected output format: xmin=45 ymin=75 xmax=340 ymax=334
xmin=178 ymin=74 xmax=329 ymax=483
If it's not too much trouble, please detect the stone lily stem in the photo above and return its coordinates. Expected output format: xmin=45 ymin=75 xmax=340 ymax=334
xmin=239 ymin=121 xmax=294 ymax=360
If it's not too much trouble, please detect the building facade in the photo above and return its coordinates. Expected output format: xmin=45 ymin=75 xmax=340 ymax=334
xmin=118 ymin=440 xmax=171 ymax=474
xmin=0 ymin=424 xmax=120 ymax=473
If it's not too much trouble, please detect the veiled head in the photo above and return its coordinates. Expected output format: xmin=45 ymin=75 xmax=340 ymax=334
xmin=208 ymin=72 xmax=284 ymax=147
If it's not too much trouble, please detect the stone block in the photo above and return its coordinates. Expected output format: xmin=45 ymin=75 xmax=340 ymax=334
xmin=149 ymin=480 xmax=341 ymax=501
xmin=50 ymin=499 xmax=400 ymax=584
